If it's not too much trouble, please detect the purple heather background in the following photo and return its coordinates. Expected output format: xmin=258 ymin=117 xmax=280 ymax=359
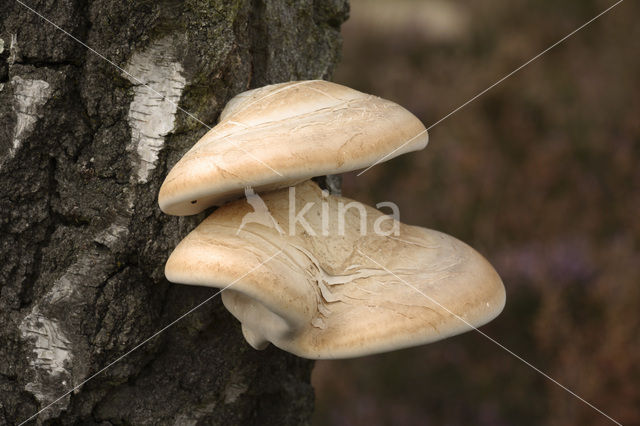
xmin=312 ymin=0 xmax=640 ymax=425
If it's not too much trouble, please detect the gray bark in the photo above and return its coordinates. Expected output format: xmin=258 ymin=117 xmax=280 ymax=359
xmin=0 ymin=0 xmax=347 ymax=424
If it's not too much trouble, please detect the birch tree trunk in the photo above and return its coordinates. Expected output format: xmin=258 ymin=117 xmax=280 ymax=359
xmin=0 ymin=0 xmax=347 ymax=423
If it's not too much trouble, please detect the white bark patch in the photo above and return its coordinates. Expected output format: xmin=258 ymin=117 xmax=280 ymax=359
xmin=174 ymin=401 xmax=217 ymax=426
xmin=9 ymin=33 xmax=19 ymax=64
xmin=94 ymin=221 xmax=130 ymax=250
xmin=224 ymin=381 xmax=248 ymax=404
xmin=19 ymin=311 xmax=73 ymax=417
xmin=20 ymin=312 xmax=72 ymax=376
xmin=19 ymin=218 xmax=131 ymax=410
xmin=124 ymin=37 xmax=186 ymax=183
xmin=9 ymin=76 xmax=52 ymax=158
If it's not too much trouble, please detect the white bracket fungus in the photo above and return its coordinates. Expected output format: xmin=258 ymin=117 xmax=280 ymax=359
xmin=158 ymin=80 xmax=429 ymax=215
xmin=159 ymin=80 xmax=504 ymax=359
xmin=165 ymin=181 xmax=504 ymax=359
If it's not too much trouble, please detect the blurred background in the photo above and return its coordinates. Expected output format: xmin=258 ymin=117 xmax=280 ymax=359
xmin=312 ymin=0 xmax=639 ymax=425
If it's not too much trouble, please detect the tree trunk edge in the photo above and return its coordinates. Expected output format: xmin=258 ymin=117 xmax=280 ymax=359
xmin=0 ymin=0 xmax=348 ymax=424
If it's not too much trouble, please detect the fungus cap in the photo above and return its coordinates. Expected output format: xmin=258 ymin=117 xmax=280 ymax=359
xmin=164 ymin=181 xmax=505 ymax=359
xmin=158 ymin=80 xmax=428 ymax=215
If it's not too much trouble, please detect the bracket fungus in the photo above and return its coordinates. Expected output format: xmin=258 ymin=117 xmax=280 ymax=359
xmin=158 ymin=80 xmax=428 ymax=215
xmin=165 ymin=181 xmax=505 ymax=359
xmin=160 ymin=80 xmax=505 ymax=359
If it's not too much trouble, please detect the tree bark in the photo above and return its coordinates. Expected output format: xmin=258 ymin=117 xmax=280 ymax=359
xmin=0 ymin=0 xmax=347 ymax=424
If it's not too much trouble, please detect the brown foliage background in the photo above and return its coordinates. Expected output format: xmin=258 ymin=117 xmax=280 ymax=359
xmin=312 ymin=0 xmax=640 ymax=425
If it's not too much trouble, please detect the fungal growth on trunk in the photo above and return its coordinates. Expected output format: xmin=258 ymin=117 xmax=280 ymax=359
xmin=160 ymin=81 xmax=505 ymax=359
xmin=165 ymin=181 xmax=505 ymax=359
xmin=158 ymin=80 xmax=429 ymax=215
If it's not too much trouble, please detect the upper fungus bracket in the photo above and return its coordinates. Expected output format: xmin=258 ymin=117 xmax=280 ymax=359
xmin=158 ymin=80 xmax=428 ymax=215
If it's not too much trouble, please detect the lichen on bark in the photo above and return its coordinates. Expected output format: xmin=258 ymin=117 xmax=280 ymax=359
xmin=0 ymin=0 xmax=348 ymax=424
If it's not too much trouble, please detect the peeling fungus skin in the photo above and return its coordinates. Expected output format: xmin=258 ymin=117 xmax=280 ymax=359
xmin=165 ymin=181 xmax=505 ymax=359
xmin=158 ymin=80 xmax=429 ymax=215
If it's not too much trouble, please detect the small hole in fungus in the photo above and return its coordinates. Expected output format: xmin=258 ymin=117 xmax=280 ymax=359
xmin=191 ymin=200 xmax=197 ymax=204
